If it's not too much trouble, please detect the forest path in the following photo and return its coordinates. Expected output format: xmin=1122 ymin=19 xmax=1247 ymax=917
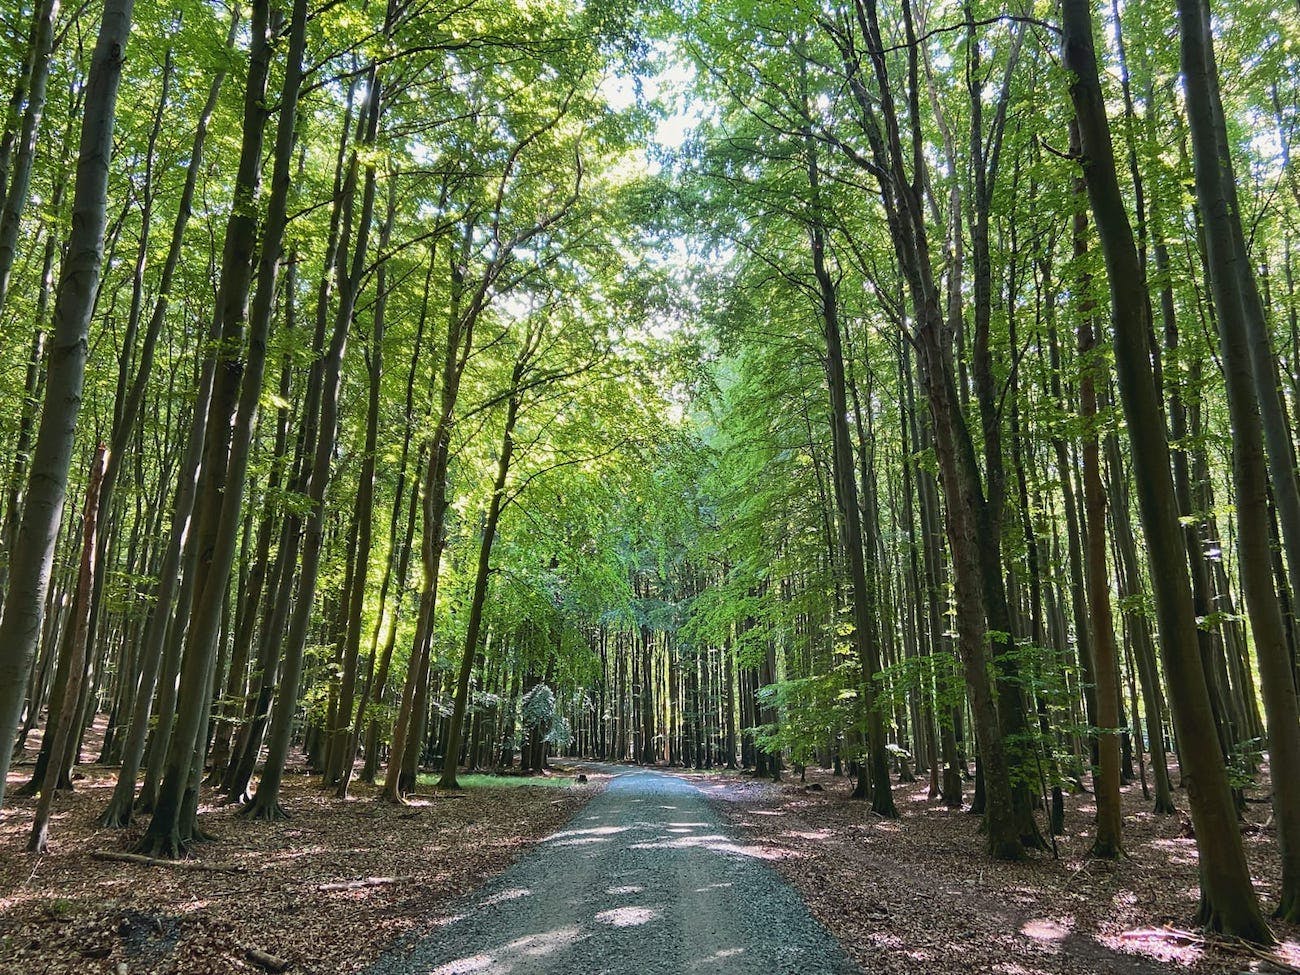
xmin=363 ymin=766 xmax=860 ymax=975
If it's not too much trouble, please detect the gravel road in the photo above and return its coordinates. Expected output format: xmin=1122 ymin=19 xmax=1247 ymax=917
xmin=363 ymin=766 xmax=860 ymax=975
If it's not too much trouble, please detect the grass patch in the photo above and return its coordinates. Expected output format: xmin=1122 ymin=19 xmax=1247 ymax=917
xmin=416 ymin=772 xmax=576 ymax=790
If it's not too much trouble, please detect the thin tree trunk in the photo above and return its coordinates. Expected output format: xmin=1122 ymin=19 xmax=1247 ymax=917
xmin=30 ymin=446 xmax=105 ymax=851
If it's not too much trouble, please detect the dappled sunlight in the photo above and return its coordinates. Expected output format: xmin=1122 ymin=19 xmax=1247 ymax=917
xmin=429 ymin=925 xmax=586 ymax=975
xmin=628 ymin=832 xmax=803 ymax=861
xmin=689 ymin=947 xmax=746 ymax=967
xmin=781 ymin=829 xmax=833 ymax=841
xmin=594 ymin=906 xmax=660 ymax=927
xmin=345 ymin=767 xmax=853 ymax=973
xmin=502 ymin=926 xmax=583 ymax=958
xmin=1096 ymin=928 xmax=1207 ymax=966
xmin=545 ymin=824 xmax=630 ymax=841
xmin=431 ymin=953 xmax=494 ymax=974
xmin=992 ymin=963 xmax=1057 ymax=975
xmin=480 ymin=887 xmax=532 ymax=907
xmin=1149 ymin=837 xmax=1200 ymax=868
xmin=1018 ymin=918 xmax=1072 ymax=944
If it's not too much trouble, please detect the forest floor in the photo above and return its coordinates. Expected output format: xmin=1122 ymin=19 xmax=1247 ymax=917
xmin=7 ymin=752 xmax=1300 ymax=975
xmin=0 ymin=760 xmax=606 ymax=974
xmin=680 ymin=761 xmax=1300 ymax=975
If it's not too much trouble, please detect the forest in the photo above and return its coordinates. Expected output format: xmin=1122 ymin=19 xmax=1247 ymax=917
xmin=2 ymin=0 xmax=1300 ymax=971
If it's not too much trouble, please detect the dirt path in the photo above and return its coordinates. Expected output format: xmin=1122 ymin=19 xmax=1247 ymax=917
xmin=363 ymin=766 xmax=859 ymax=975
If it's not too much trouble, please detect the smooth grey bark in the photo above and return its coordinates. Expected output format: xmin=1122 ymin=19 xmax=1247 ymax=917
xmin=0 ymin=0 xmax=134 ymax=812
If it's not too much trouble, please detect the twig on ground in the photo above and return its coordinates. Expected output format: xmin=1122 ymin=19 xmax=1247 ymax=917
xmin=244 ymin=946 xmax=292 ymax=972
xmin=90 ymin=850 xmax=248 ymax=874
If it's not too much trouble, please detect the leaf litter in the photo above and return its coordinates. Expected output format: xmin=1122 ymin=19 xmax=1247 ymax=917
xmin=0 ymin=764 xmax=603 ymax=974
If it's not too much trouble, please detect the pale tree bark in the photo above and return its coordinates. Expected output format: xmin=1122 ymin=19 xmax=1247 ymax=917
xmin=0 ymin=0 xmax=135 ymax=812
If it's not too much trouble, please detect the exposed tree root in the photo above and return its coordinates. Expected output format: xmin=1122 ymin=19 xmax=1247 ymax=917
xmin=133 ymin=829 xmax=189 ymax=861
xmin=239 ymin=797 xmax=289 ymax=821
xmin=95 ymin=800 xmax=134 ymax=829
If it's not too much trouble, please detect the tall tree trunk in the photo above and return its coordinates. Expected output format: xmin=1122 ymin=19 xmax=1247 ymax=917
xmin=438 ymin=349 xmax=532 ymax=789
xmin=0 ymin=0 xmax=134 ymax=811
xmin=1178 ymin=0 xmax=1300 ymax=922
xmin=1079 ymin=283 xmax=1123 ymax=857
xmin=235 ymin=0 xmax=338 ymax=822
xmin=137 ymin=0 xmax=300 ymax=852
xmin=1061 ymin=0 xmax=1271 ymax=941
xmin=333 ymin=178 xmax=395 ymax=797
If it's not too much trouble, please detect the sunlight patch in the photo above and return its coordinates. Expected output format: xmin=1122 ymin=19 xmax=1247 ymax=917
xmin=690 ymin=947 xmax=745 ymax=967
xmin=594 ymin=906 xmax=660 ymax=927
xmin=504 ymin=925 xmax=583 ymax=958
xmin=480 ymin=887 xmax=532 ymax=907
xmin=1099 ymin=928 xmax=1206 ymax=966
xmin=547 ymin=825 xmax=630 ymax=841
xmin=1019 ymin=918 xmax=1071 ymax=943
xmin=431 ymin=954 xmax=493 ymax=974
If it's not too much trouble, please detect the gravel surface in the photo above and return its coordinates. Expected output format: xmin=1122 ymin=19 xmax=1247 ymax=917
xmin=363 ymin=766 xmax=860 ymax=974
